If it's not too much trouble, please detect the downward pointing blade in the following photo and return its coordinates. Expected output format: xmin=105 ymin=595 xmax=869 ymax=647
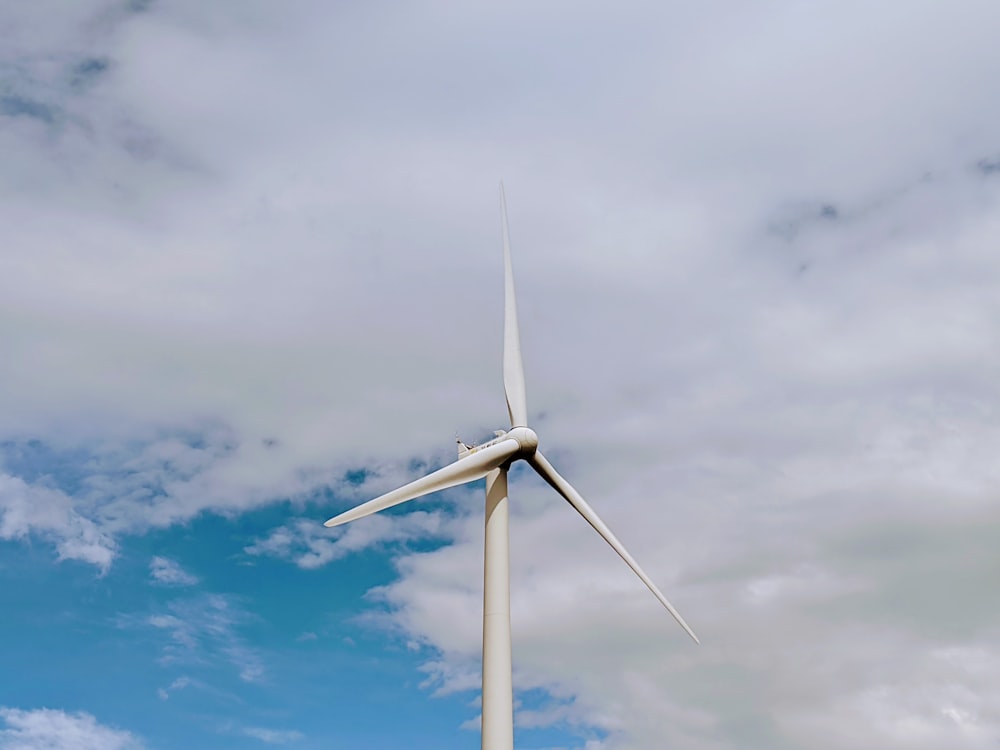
xmin=528 ymin=451 xmax=700 ymax=644
xmin=325 ymin=439 xmax=520 ymax=528
xmin=500 ymin=183 xmax=528 ymax=428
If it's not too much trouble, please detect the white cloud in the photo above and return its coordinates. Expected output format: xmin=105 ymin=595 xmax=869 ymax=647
xmin=741 ymin=564 xmax=866 ymax=607
xmin=0 ymin=707 xmax=143 ymax=750
xmin=0 ymin=475 xmax=116 ymax=572
xmin=775 ymin=643 xmax=1000 ymax=750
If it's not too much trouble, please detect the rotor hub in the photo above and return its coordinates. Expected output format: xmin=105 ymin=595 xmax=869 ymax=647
xmin=507 ymin=426 xmax=539 ymax=457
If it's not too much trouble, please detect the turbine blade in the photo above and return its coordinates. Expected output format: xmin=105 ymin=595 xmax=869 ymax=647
xmin=528 ymin=451 xmax=700 ymax=644
xmin=500 ymin=183 xmax=528 ymax=427
xmin=325 ymin=439 xmax=520 ymax=528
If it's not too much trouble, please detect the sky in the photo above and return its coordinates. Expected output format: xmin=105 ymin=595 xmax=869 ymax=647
xmin=1 ymin=1 xmax=1000 ymax=748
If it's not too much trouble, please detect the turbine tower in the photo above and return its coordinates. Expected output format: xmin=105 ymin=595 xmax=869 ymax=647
xmin=323 ymin=185 xmax=698 ymax=750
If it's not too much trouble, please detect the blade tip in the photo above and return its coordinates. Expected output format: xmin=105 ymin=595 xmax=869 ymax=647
xmin=677 ymin=619 xmax=700 ymax=644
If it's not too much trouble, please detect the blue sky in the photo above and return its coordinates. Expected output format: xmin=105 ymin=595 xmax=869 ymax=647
xmin=0 ymin=463 xmax=588 ymax=749
xmin=0 ymin=432 xmax=597 ymax=748
xmin=2 ymin=1 xmax=1000 ymax=749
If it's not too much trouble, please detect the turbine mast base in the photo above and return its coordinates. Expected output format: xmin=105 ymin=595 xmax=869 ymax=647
xmin=482 ymin=467 xmax=514 ymax=750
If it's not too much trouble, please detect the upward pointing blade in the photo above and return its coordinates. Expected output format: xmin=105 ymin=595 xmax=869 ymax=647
xmin=500 ymin=183 xmax=528 ymax=428
xmin=324 ymin=439 xmax=520 ymax=528
xmin=528 ymin=451 xmax=700 ymax=644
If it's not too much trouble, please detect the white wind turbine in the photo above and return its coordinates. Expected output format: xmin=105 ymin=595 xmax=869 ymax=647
xmin=324 ymin=185 xmax=698 ymax=750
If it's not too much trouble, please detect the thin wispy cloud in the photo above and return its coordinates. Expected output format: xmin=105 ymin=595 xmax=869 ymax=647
xmin=149 ymin=556 xmax=199 ymax=586
xmin=245 ymin=511 xmax=453 ymax=570
xmin=156 ymin=675 xmax=193 ymax=701
xmin=241 ymin=726 xmax=304 ymax=745
xmin=131 ymin=594 xmax=264 ymax=684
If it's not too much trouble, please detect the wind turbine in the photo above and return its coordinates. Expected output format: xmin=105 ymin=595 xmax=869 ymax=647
xmin=323 ymin=185 xmax=698 ymax=750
